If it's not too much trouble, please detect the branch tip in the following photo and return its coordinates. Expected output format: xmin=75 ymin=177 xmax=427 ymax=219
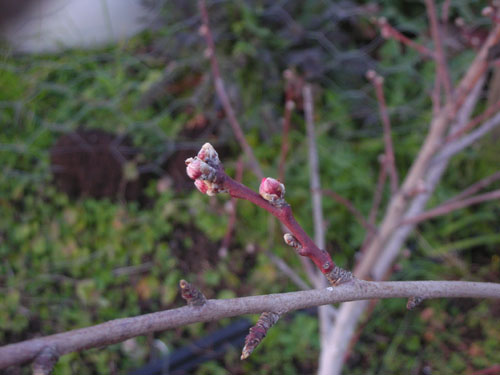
xmin=259 ymin=177 xmax=286 ymax=207
xmin=241 ymin=312 xmax=280 ymax=360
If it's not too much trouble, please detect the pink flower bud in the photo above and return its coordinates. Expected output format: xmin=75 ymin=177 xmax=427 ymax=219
xmin=259 ymin=177 xmax=285 ymax=206
xmin=186 ymin=158 xmax=203 ymax=180
xmin=194 ymin=179 xmax=209 ymax=194
xmin=185 ymin=157 xmax=215 ymax=180
xmin=197 ymin=143 xmax=219 ymax=165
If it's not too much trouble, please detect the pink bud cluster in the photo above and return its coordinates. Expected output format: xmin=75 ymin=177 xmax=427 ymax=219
xmin=259 ymin=177 xmax=286 ymax=207
xmin=185 ymin=143 xmax=226 ymax=196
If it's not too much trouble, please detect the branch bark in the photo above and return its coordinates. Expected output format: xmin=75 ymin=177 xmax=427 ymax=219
xmin=2 ymin=280 xmax=499 ymax=369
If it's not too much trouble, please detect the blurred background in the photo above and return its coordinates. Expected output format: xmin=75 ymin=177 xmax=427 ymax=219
xmin=1 ymin=0 xmax=499 ymax=374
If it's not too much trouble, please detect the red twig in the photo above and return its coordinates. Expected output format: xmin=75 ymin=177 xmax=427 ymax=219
xmin=377 ymin=18 xmax=435 ymax=59
xmin=446 ymin=99 xmax=500 ymax=143
xmin=186 ymin=144 xmax=352 ymax=285
xmin=445 ymin=171 xmax=500 ymax=203
xmin=425 ymin=0 xmax=453 ymax=100
xmin=320 ymin=189 xmax=375 ymax=233
xmin=367 ymin=71 xmax=399 ymax=194
xmin=400 ymin=189 xmax=500 ymax=226
xmin=198 ymin=0 xmax=264 ymax=180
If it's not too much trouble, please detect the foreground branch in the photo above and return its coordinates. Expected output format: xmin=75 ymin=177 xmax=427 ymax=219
xmin=2 ymin=280 xmax=499 ymax=369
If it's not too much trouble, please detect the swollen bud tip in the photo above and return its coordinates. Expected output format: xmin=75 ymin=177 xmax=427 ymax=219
xmin=259 ymin=177 xmax=286 ymax=206
xmin=197 ymin=143 xmax=220 ymax=165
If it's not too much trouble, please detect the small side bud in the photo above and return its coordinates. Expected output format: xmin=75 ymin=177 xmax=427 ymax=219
xmin=283 ymin=233 xmax=301 ymax=250
xmin=194 ymin=179 xmax=209 ymax=194
xmin=185 ymin=157 xmax=216 ymax=181
xmin=241 ymin=312 xmax=280 ymax=360
xmin=194 ymin=179 xmax=226 ymax=196
xmin=327 ymin=266 xmax=354 ymax=286
xmin=259 ymin=177 xmax=286 ymax=207
xmin=366 ymin=69 xmax=377 ymax=81
xmin=407 ymin=296 xmax=424 ymax=310
xmin=179 ymin=279 xmax=206 ymax=307
xmin=198 ymin=25 xmax=208 ymax=36
xmin=197 ymin=142 xmax=220 ymax=166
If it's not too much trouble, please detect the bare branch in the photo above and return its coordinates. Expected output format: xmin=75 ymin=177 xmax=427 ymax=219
xmin=304 ymin=84 xmax=326 ymax=252
xmin=446 ymin=98 xmax=500 ymax=143
xmin=377 ymin=18 xmax=435 ymax=59
xmin=445 ymin=171 xmax=500 ymax=203
xmin=266 ymin=251 xmax=311 ymax=291
xmin=425 ymin=0 xmax=453 ymax=99
xmin=367 ymin=71 xmax=399 ymax=193
xmin=2 ymin=280 xmax=499 ymax=369
xmin=278 ymin=70 xmax=297 ymax=182
xmin=400 ymin=189 xmax=500 ymax=226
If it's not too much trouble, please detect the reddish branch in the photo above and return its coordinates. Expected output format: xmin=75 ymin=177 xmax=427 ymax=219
xmin=367 ymin=71 xmax=399 ymax=194
xmin=400 ymin=189 xmax=500 ymax=226
xmin=445 ymin=171 xmax=500 ymax=203
xmin=446 ymin=99 xmax=500 ymax=143
xmin=198 ymin=0 xmax=263 ymax=179
xmin=425 ymin=0 xmax=452 ymax=100
xmin=185 ymin=143 xmax=351 ymax=284
xmin=377 ymin=18 xmax=435 ymax=59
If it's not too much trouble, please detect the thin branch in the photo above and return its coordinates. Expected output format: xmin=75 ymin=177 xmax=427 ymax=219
xmin=441 ymin=0 xmax=452 ymax=23
xmin=320 ymin=189 xmax=375 ymax=233
xmin=198 ymin=0 xmax=263 ymax=179
xmin=425 ymin=0 xmax=453 ymax=99
xmin=278 ymin=71 xmax=296 ymax=182
xmin=445 ymin=171 xmax=500 ymax=204
xmin=377 ymin=18 xmax=435 ymax=59
xmin=266 ymin=251 xmax=311 ymax=291
xmin=303 ymin=83 xmax=334 ymax=343
xmin=304 ymin=84 xmax=326 ymax=251
xmin=446 ymin=98 xmax=500 ymax=143
xmin=433 ymin=110 xmax=500 ymax=164
xmin=367 ymin=71 xmax=399 ymax=193
xmin=400 ymin=189 xmax=500 ymax=226
xmin=2 ymin=280 xmax=499 ymax=369
xmin=368 ymin=156 xmax=388 ymax=229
